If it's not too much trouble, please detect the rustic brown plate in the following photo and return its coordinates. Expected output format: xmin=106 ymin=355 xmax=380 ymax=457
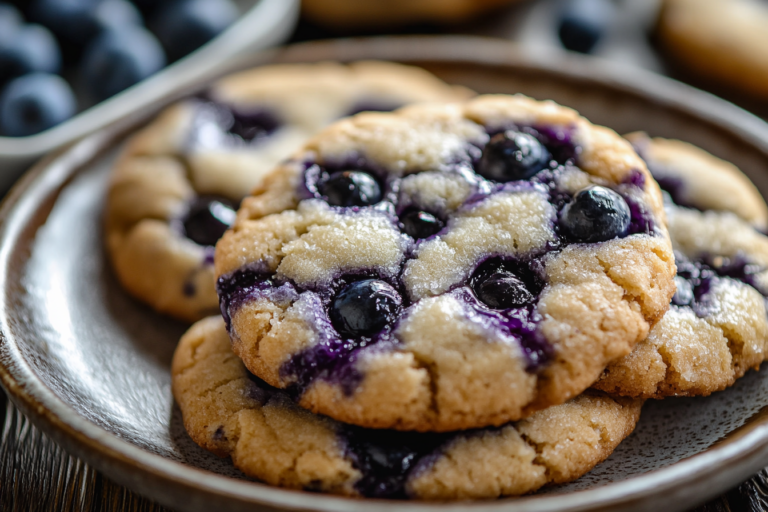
xmin=2 ymin=36 xmax=768 ymax=512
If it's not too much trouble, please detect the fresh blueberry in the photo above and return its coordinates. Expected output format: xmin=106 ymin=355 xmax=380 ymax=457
xmin=81 ymin=26 xmax=166 ymax=101
xmin=0 ymin=3 xmax=23 ymax=45
xmin=0 ymin=73 xmax=76 ymax=136
xmin=29 ymin=0 xmax=98 ymax=44
xmin=557 ymin=0 xmax=616 ymax=54
xmin=560 ymin=186 xmax=630 ymax=243
xmin=319 ymin=171 xmax=382 ymax=207
xmin=131 ymin=0 xmax=175 ymax=16
xmin=330 ymin=279 xmax=402 ymax=338
xmin=91 ymin=0 xmax=143 ymax=35
xmin=474 ymin=270 xmax=534 ymax=309
xmin=182 ymin=196 xmax=237 ymax=246
xmin=477 ymin=130 xmax=551 ymax=182
xmin=0 ymin=23 xmax=61 ymax=85
xmin=671 ymin=276 xmax=694 ymax=306
xmin=400 ymin=210 xmax=444 ymax=239
xmin=150 ymin=0 xmax=238 ymax=62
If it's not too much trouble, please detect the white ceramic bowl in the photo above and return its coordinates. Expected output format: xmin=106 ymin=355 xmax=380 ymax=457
xmin=0 ymin=0 xmax=299 ymax=192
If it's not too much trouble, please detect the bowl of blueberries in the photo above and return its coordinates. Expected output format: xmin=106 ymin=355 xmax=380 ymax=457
xmin=0 ymin=0 xmax=298 ymax=191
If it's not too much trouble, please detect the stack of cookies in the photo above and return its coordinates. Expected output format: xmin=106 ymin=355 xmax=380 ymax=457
xmin=105 ymin=61 xmax=768 ymax=500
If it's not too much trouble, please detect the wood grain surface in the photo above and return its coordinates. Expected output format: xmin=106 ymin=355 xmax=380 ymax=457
xmin=0 ymin=389 xmax=763 ymax=512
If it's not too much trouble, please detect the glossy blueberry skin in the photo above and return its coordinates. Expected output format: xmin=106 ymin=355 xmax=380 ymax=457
xmin=319 ymin=171 xmax=382 ymax=207
xmin=557 ymin=0 xmax=615 ymax=54
xmin=560 ymin=186 xmax=631 ymax=243
xmin=182 ymin=196 xmax=237 ymax=247
xmin=0 ymin=3 xmax=23 ymax=45
xmin=80 ymin=26 xmax=166 ymax=101
xmin=150 ymin=0 xmax=238 ymax=62
xmin=330 ymin=280 xmax=402 ymax=338
xmin=0 ymin=73 xmax=76 ymax=136
xmin=475 ymin=272 xmax=535 ymax=309
xmin=0 ymin=24 xmax=61 ymax=85
xmin=477 ymin=130 xmax=551 ymax=182
xmin=400 ymin=210 xmax=444 ymax=239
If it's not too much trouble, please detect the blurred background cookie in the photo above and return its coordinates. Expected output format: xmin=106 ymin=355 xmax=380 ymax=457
xmin=104 ymin=61 xmax=472 ymax=322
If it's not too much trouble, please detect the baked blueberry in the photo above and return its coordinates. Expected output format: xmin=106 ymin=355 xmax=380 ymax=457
xmin=0 ymin=23 xmax=61 ymax=85
xmin=330 ymin=279 xmax=402 ymax=338
xmin=472 ymin=267 xmax=535 ymax=309
xmin=227 ymin=108 xmax=280 ymax=142
xmin=319 ymin=171 xmax=382 ymax=207
xmin=150 ymin=0 xmax=238 ymax=62
xmin=182 ymin=196 xmax=237 ymax=247
xmin=81 ymin=26 xmax=166 ymax=101
xmin=400 ymin=210 xmax=444 ymax=239
xmin=477 ymin=130 xmax=550 ymax=182
xmin=557 ymin=0 xmax=615 ymax=54
xmin=560 ymin=186 xmax=631 ymax=243
xmin=0 ymin=73 xmax=76 ymax=136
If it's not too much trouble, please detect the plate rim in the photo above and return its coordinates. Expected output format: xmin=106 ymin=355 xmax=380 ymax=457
xmin=3 ymin=35 xmax=768 ymax=512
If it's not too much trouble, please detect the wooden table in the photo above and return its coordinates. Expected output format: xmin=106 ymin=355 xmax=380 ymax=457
xmin=1 ymin=389 xmax=766 ymax=511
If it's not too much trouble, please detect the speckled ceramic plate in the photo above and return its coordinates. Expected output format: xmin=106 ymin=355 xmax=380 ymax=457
xmin=2 ymin=36 xmax=768 ymax=512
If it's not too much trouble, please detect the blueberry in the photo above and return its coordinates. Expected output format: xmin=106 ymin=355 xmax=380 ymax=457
xmin=0 ymin=73 xmax=76 ymax=136
xmin=29 ymin=0 xmax=99 ymax=44
xmin=91 ymin=0 xmax=143 ymax=35
xmin=81 ymin=26 xmax=166 ymax=101
xmin=330 ymin=279 xmax=402 ymax=338
xmin=557 ymin=0 xmax=616 ymax=54
xmin=474 ymin=271 xmax=534 ymax=309
xmin=182 ymin=196 xmax=237 ymax=246
xmin=560 ymin=186 xmax=630 ymax=243
xmin=477 ymin=130 xmax=550 ymax=182
xmin=0 ymin=3 xmax=23 ymax=45
xmin=671 ymin=276 xmax=694 ymax=306
xmin=319 ymin=171 xmax=382 ymax=207
xmin=227 ymin=108 xmax=280 ymax=142
xmin=400 ymin=210 xmax=444 ymax=239
xmin=0 ymin=24 xmax=61 ymax=85
xmin=150 ymin=0 xmax=238 ymax=62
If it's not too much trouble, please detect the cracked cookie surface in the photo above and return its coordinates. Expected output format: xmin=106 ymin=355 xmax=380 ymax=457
xmin=595 ymin=133 xmax=768 ymax=398
xmin=215 ymin=95 xmax=675 ymax=431
xmin=105 ymin=61 xmax=472 ymax=322
xmin=172 ymin=316 xmax=643 ymax=500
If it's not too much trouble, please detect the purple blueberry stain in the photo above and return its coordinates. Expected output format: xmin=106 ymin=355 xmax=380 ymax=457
xmin=186 ymin=99 xmax=281 ymax=150
xmin=672 ymin=251 xmax=767 ymax=317
xmin=340 ymin=425 xmax=451 ymax=499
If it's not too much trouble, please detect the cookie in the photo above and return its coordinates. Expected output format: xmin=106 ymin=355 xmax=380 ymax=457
xmin=105 ymin=61 xmax=472 ymax=322
xmin=657 ymin=0 xmax=768 ymax=102
xmin=214 ymin=94 xmax=675 ymax=432
xmin=301 ymin=0 xmax=521 ymax=29
xmin=172 ymin=316 xmax=643 ymax=500
xmin=594 ymin=133 xmax=768 ymax=398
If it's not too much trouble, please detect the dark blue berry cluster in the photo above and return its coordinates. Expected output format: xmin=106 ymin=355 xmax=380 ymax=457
xmin=0 ymin=0 xmax=237 ymax=136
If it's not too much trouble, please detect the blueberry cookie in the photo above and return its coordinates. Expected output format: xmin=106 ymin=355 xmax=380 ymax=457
xmin=214 ymin=95 xmax=676 ymax=431
xmin=301 ymin=0 xmax=521 ymax=29
xmin=595 ymin=133 xmax=768 ymax=398
xmin=105 ymin=61 xmax=472 ymax=322
xmin=657 ymin=0 xmax=768 ymax=102
xmin=172 ymin=316 xmax=643 ymax=500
